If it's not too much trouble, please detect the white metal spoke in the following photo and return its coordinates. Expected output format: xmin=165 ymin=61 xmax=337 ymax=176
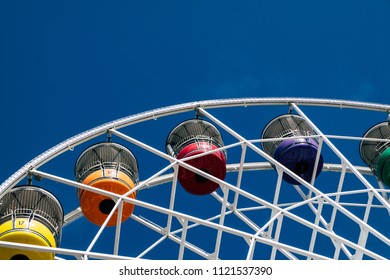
xmin=291 ymin=103 xmax=390 ymax=212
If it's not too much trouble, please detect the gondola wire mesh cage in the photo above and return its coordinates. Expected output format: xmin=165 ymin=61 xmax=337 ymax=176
xmin=75 ymin=142 xmax=139 ymax=184
xmin=261 ymin=114 xmax=318 ymax=156
xmin=360 ymin=122 xmax=390 ymax=174
xmin=0 ymin=186 xmax=64 ymax=245
xmin=165 ymin=119 xmax=226 ymax=157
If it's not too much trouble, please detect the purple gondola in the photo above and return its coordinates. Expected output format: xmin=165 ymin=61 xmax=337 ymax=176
xmin=261 ymin=114 xmax=323 ymax=185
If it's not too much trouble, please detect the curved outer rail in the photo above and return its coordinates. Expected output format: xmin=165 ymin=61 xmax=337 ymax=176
xmin=2 ymin=97 xmax=390 ymax=196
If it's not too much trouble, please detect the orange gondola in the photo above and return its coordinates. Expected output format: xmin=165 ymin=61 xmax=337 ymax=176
xmin=75 ymin=142 xmax=138 ymax=226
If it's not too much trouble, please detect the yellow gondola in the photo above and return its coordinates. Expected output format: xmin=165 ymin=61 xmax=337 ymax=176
xmin=0 ymin=186 xmax=63 ymax=260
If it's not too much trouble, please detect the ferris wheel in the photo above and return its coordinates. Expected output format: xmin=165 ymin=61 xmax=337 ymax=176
xmin=0 ymin=97 xmax=389 ymax=260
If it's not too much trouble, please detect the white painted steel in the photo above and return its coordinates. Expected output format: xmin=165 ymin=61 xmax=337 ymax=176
xmin=1 ymin=98 xmax=390 ymax=260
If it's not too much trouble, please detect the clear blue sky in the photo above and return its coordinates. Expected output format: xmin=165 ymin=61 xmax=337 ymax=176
xmin=1 ymin=1 xmax=389 ymax=259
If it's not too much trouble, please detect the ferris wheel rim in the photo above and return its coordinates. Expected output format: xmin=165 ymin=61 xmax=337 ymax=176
xmin=1 ymin=97 xmax=390 ymax=260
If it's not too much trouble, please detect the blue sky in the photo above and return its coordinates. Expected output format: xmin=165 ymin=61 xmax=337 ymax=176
xmin=1 ymin=1 xmax=390 ymax=260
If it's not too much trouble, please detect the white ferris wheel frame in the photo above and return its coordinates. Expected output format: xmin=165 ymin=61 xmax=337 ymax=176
xmin=0 ymin=97 xmax=390 ymax=260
